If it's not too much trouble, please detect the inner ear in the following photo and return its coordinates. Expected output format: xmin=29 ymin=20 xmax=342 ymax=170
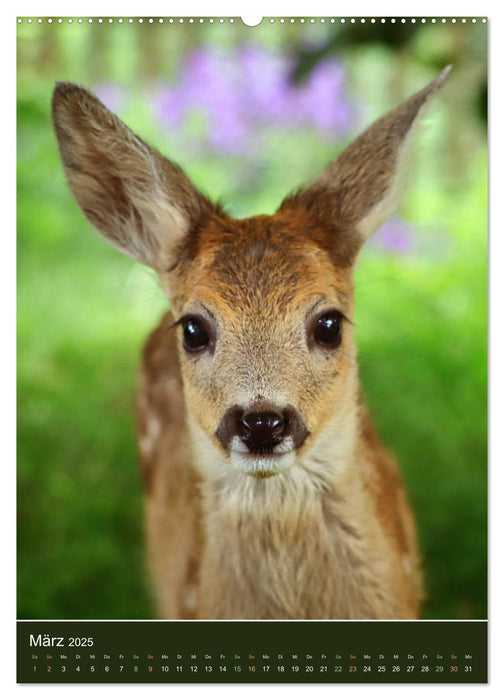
xmin=52 ymin=81 xmax=215 ymax=270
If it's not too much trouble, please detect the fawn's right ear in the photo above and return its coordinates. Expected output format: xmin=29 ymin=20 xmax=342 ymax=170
xmin=52 ymin=82 xmax=212 ymax=269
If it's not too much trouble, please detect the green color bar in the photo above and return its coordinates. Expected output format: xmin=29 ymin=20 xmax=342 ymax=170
xmin=17 ymin=620 xmax=487 ymax=683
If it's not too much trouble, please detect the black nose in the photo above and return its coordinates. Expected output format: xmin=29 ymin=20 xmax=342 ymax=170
xmin=237 ymin=411 xmax=286 ymax=452
xmin=215 ymin=402 xmax=309 ymax=454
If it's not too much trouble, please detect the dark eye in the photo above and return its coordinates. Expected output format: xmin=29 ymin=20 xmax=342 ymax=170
xmin=313 ymin=311 xmax=343 ymax=348
xmin=182 ymin=316 xmax=211 ymax=353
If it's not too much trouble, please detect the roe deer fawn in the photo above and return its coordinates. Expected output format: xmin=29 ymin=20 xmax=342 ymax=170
xmin=52 ymin=67 xmax=450 ymax=620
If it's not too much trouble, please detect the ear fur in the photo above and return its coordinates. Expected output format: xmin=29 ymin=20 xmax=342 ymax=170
xmin=280 ymin=66 xmax=451 ymax=262
xmin=52 ymin=82 xmax=212 ymax=268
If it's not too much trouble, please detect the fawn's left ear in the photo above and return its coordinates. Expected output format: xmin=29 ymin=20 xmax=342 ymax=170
xmin=280 ymin=66 xmax=451 ymax=263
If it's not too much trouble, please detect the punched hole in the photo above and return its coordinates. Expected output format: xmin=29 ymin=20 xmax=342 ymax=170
xmin=241 ymin=16 xmax=263 ymax=26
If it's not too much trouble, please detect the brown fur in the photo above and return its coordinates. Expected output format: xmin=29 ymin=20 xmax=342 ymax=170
xmin=52 ymin=68 xmax=451 ymax=620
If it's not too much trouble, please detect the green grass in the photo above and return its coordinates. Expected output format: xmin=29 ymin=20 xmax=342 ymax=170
xmin=356 ymin=251 xmax=487 ymax=618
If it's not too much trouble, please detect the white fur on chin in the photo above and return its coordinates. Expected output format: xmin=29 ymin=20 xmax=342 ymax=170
xmin=229 ymin=449 xmax=296 ymax=477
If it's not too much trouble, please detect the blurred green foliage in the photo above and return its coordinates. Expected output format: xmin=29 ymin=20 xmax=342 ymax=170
xmin=17 ymin=18 xmax=486 ymax=620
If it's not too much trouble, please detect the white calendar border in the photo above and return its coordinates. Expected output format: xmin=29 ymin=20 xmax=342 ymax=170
xmin=5 ymin=1 xmax=499 ymax=698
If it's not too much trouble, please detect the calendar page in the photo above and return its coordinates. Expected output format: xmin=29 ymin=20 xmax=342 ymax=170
xmin=16 ymin=14 xmax=487 ymax=684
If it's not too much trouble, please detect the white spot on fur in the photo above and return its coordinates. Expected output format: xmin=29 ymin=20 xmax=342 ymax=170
xmin=402 ymin=555 xmax=412 ymax=574
xmin=185 ymin=584 xmax=197 ymax=612
xmin=139 ymin=414 xmax=161 ymax=459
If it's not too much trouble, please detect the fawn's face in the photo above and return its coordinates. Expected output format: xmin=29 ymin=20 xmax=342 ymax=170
xmin=165 ymin=211 xmax=356 ymax=476
xmin=52 ymin=70 xmax=449 ymax=478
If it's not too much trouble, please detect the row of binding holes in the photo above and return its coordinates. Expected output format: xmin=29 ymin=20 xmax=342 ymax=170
xmin=18 ymin=18 xmax=230 ymax=24
xmin=17 ymin=17 xmax=487 ymax=24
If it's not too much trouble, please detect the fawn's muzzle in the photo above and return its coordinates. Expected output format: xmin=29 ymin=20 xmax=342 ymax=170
xmin=216 ymin=402 xmax=308 ymax=455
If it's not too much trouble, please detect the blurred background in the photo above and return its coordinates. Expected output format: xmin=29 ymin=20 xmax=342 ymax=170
xmin=17 ymin=17 xmax=487 ymax=620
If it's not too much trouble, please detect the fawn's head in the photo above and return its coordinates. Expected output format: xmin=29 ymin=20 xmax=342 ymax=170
xmin=52 ymin=69 xmax=449 ymax=479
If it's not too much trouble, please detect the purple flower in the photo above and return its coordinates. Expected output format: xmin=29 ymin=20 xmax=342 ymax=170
xmin=375 ymin=219 xmax=416 ymax=254
xmin=208 ymin=110 xmax=251 ymax=154
xmin=239 ymin=45 xmax=294 ymax=121
xmin=155 ymin=86 xmax=185 ymax=127
xmin=92 ymin=84 xmax=127 ymax=113
xmin=296 ymin=59 xmax=351 ymax=133
xmin=152 ymin=45 xmax=353 ymax=155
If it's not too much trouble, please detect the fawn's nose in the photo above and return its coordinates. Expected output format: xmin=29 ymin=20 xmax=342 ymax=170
xmin=216 ymin=402 xmax=309 ymax=454
xmin=237 ymin=411 xmax=286 ymax=452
